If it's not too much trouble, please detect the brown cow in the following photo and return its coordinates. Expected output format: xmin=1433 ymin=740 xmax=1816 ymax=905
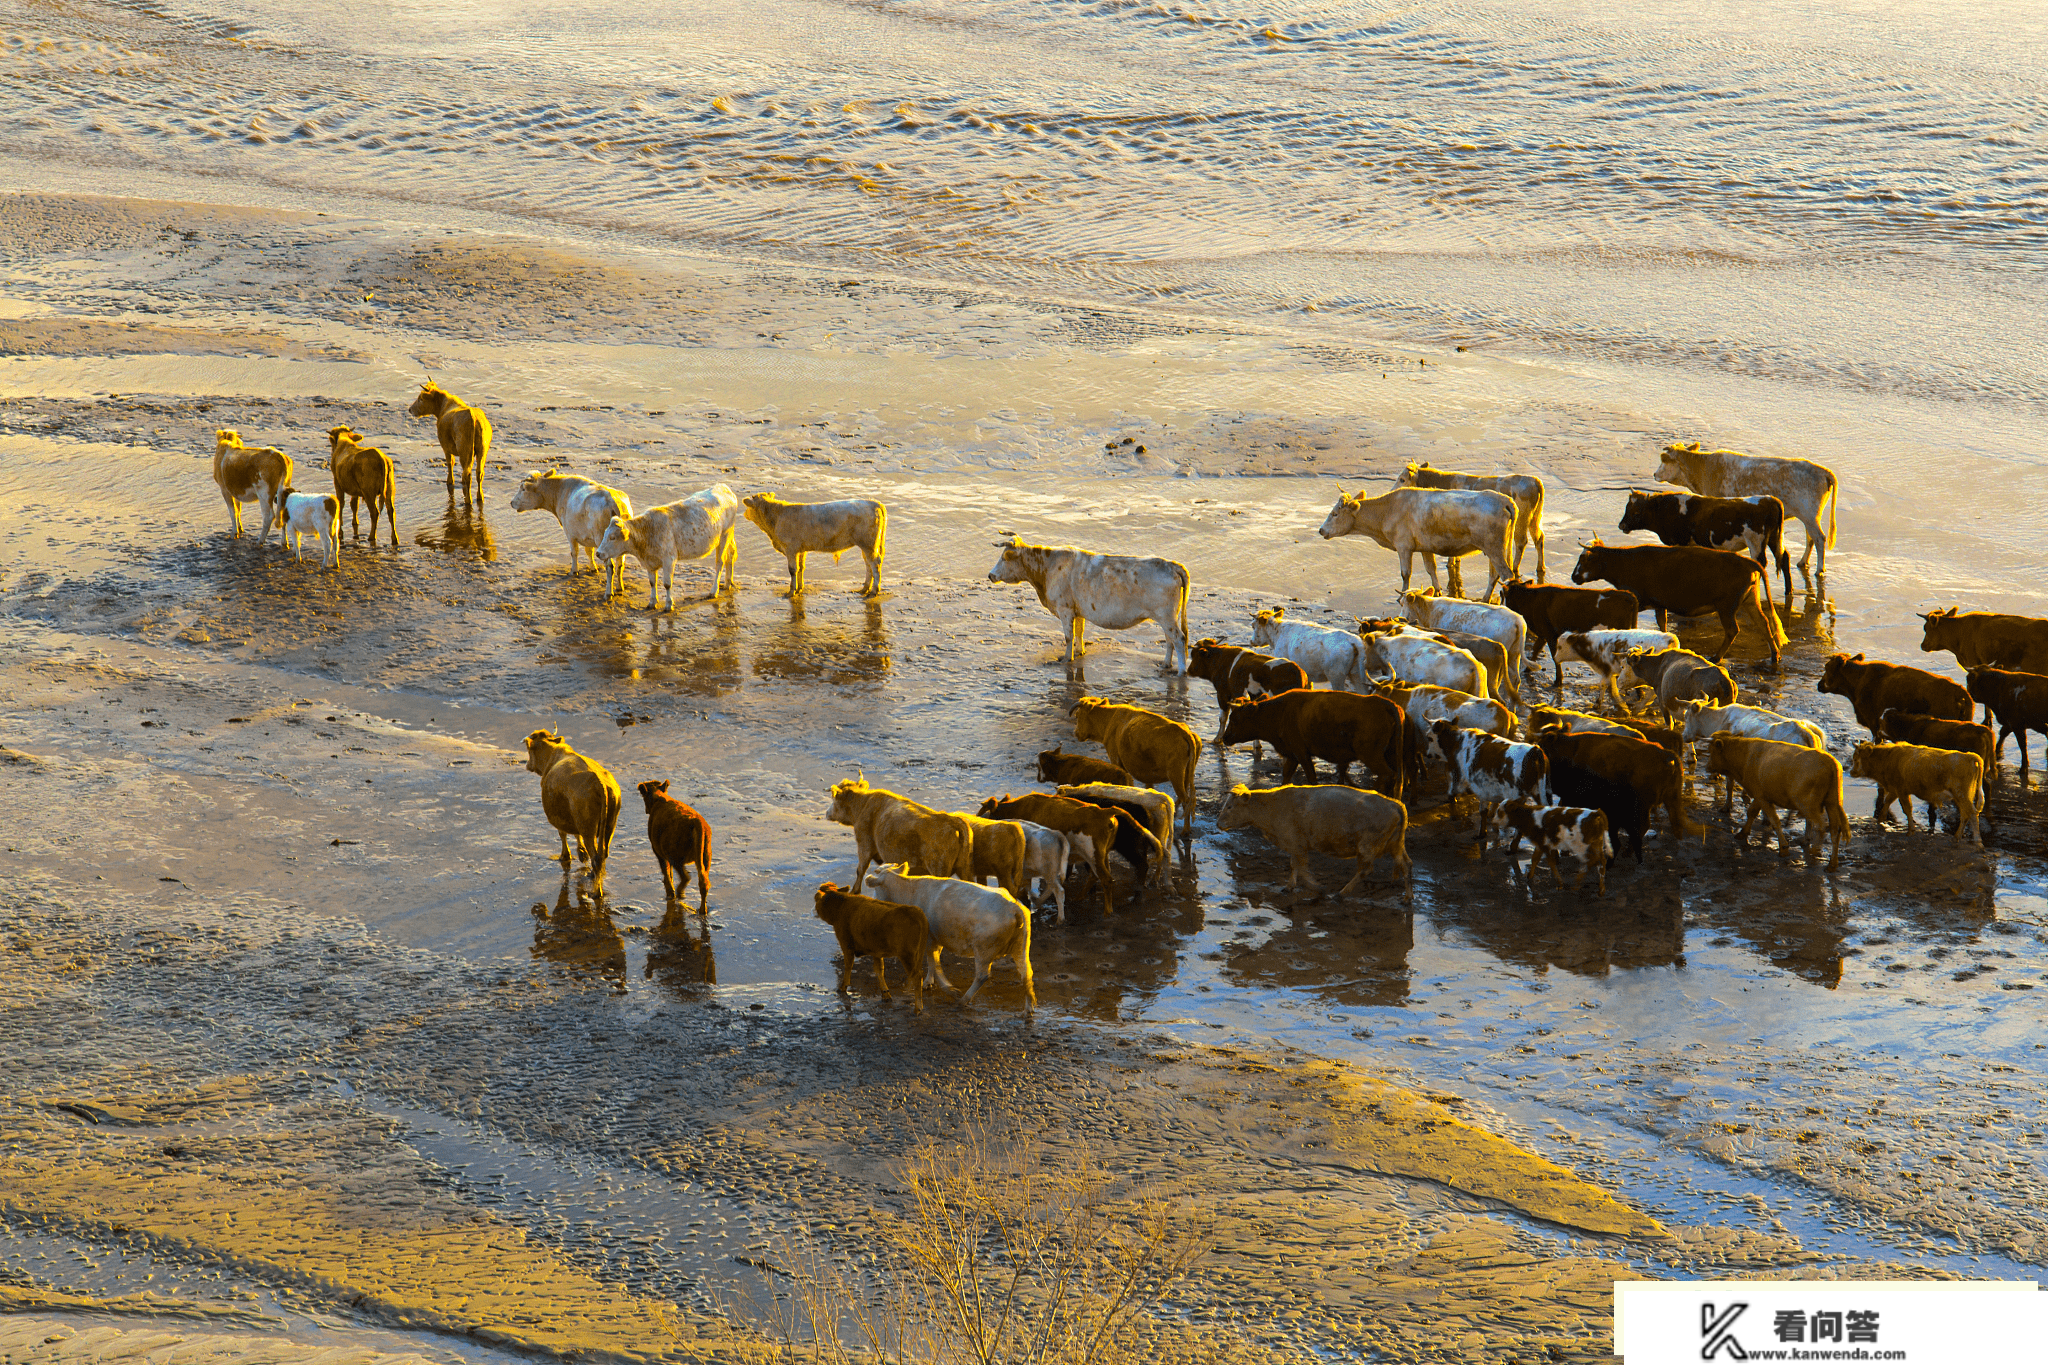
xmin=1069 ymin=698 xmax=1199 ymax=830
xmin=212 ymin=429 xmax=292 ymax=543
xmin=325 ymin=425 xmax=398 ymax=545
xmin=1571 ymin=540 xmax=1787 ymax=666
xmin=977 ymin=794 xmax=1137 ymax=915
xmin=524 ymin=730 xmax=623 ymax=896
xmin=408 ymin=381 xmax=493 ymax=502
xmin=1035 ymin=747 xmax=1134 ymax=787
xmin=637 ymin=779 xmax=711 ymax=913
xmin=1966 ymin=667 xmax=2048 ymax=774
xmin=1186 ymin=639 xmax=1310 ymax=747
xmin=1500 ymin=579 xmax=1640 ymax=685
xmin=1705 ymin=734 xmax=1848 ymax=869
xmin=1218 ymin=783 xmax=1411 ymax=897
xmin=1919 ymin=608 xmax=2048 ymax=682
xmin=1878 ymin=709 xmax=1997 ymax=777
xmin=826 ymin=779 xmax=974 ymax=892
xmin=1536 ymin=730 xmax=1698 ymax=841
xmin=813 ymin=882 xmax=931 ymax=1010
xmin=1818 ymin=654 xmax=1973 ymax=738
xmin=1217 ymin=690 xmax=1406 ymax=798
xmin=1849 ymin=743 xmax=1983 ymax=846
xmin=1623 ymin=646 xmax=1737 ymax=728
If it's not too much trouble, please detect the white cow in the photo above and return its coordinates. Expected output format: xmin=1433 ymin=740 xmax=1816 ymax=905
xmin=1361 ymin=619 xmax=1517 ymax=708
xmin=1399 ymin=589 xmax=1528 ymax=694
xmin=1014 ymin=821 xmax=1072 ymax=923
xmin=213 ymin=430 xmax=291 ymax=544
xmin=741 ymin=493 xmax=887 ymax=596
xmin=988 ymin=538 xmax=1190 ymax=674
xmin=1676 ymin=700 xmax=1828 ymax=814
xmin=1361 ymin=631 xmax=1487 ymax=699
xmin=1250 ymin=608 xmax=1371 ymax=692
xmin=1395 ymin=462 xmax=1549 ymax=582
xmin=510 ymin=470 xmax=634 ymax=596
xmin=864 ymin=865 xmax=1035 ymax=1012
xmin=595 ymin=484 xmax=740 ymax=610
xmin=1379 ymin=682 xmax=1515 ymax=762
xmin=1318 ymin=487 xmax=1516 ymax=600
xmin=1656 ymin=442 xmax=1840 ymax=577
xmin=275 ymin=489 xmax=341 ymax=567
xmin=1056 ymin=783 xmax=1173 ymax=887
xmin=1553 ymin=628 xmax=1680 ymax=709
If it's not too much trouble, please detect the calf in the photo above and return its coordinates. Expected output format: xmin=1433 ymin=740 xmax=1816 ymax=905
xmin=1217 ymin=690 xmax=1406 ymax=798
xmin=212 ymin=429 xmax=291 ymax=543
xmin=1546 ymin=759 xmax=1650 ymax=865
xmin=1705 ymin=735 xmax=1848 ymax=869
xmin=1571 ymin=540 xmax=1787 ymax=666
xmin=1035 ymin=747 xmax=1134 ymax=787
xmin=1878 ymin=709 xmax=1997 ymax=776
xmin=1536 ymin=730 xmax=1696 ymax=842
xmin=864 ymin=865 xmax=1035 ymax=1012
xmin=741 ymin=493 xmax=887 ymax=596
xmin=1501 ymin=579 xmax=1641 ymax=684
xmin=1250 ymin=608 xmax=1371 ymax=692
xmin=1488 ymin=800 xmax=1613 ymax=895
xmin=595 ymin=483 xmax=740 ymax=609
xmin=1014 ymin=821 xmax=1072 ymax=922
xmin=1819 ymin=653 xmax=1973 ymax=738
xmin=1069 ymin=697 xmax=1199 ymax=830
xmin=1554 ymin=629 xmax=1680 ymax=709
xmin=524 ymin=730 xmax=623 ymax=895
xmin=636 ymin=779 xmax=712 ymax=913
xmin=325 ymin=425 xmax=397 ymax=545
xmin=826 ymin=779 xmax=974 ymax=892
xmin=275 ymin=489 xmax=341 ymax=568
xmin=955 ymin=812 xmax=1030 ymax=899
xmin=1430 ymin=721 xmax=1548 ymax=841
xmin=1218 ymin=783 xmax=1410 ymax=897
xmin=1187 ymin=639 xmax=1310 ymax=745
xmin=978 ymin=794 xmax=1140 ymax=915
xmin=1619 ymin=489 xmax=1792 ymax=599
xmin=1056 ymin=783 xmax=1176 ymax=884
xmin=1624 ymin=646 xmax=1737 ymax=727
xmin=813 ymin=882 xmax=930 ymax=1010
xmin=1966 ymin=667 xmax=2048 ymax=774
xmin=1849 ymin=743 xmax=1983 ymax=846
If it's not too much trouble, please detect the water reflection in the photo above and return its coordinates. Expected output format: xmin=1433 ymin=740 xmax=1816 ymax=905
xmin=530 ymin=873 xmax=626 ymax=989
xmin=415 ymin=492 xmax=497 ymax=561
xmin=562 ymin=603 xmax=746 ymax=693
xmin=1030 ymin=911 xmax=1188 ymax=1021
xmin=1695 ymin=874 xmax=1849 ymax=987
xmin=751 ymin=597 xmax=891 ymax=685
xmin=645 ymin=914 xmax=717 ymax=998
xmin=1440 ymin=878 xmax=1687 ymax=978
xmin=1215 ymin=903 xmax=1414 ymax=1009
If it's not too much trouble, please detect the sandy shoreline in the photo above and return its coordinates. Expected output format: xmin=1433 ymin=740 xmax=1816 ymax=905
xmin=3 ymin=189 xmax=2046 ymax=1362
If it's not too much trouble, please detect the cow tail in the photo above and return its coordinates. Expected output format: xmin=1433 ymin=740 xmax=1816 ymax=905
xmin=1823 ymin=469 xmax=1838 ymax=549
xmin=1387 ymin=716 xmax=1408 ymax=804
xmin=382 ymin=455 xmax=397 ymax=517
xmin=1756 ymin=570 xmax=1789 ymax=654
xmin=1174 ymin=563 xmax=1191 ymax=673
xmin=871 ymin=501 xmax=888 ymax=566
xmin=476 ymin=410 xmax=493 ymax=482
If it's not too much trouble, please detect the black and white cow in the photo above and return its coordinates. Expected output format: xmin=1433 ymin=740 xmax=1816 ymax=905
xmin=1618 ymin=489 xmax=1792 ymax=600
xmin=1429 ymin=721 xmax=1548 ymax=843
xmin=1487 ymin=799 xmax=1613 ymax=895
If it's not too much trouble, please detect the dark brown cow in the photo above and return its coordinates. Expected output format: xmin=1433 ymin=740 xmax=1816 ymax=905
xmin=1218 ymin=690 xmax=1406 ymax=798
xmin=1878 ymin=709 xmax=1997 ymax=776
xmin=637 ymin=779 xmax=712 ymax=913
xmin=1571 ymin=541 xmax=1787 ymax=666
xmin=1035 ymin=747 xmax=1134 ymax=787
xmin=1818 ymin=653 xmax=1972 ymax=738
xmin=1919 ymin=609 xmax=2048 ymax=690
xmin=976 ymin=794 xmax=1142 ymax=914
xmin=813 ymin=882 xmax=931 ymax=1010
xmin=1619 ymin=490 xmax=1791 ymax=599
xmin=1186 ymin=639 xmax=1310 ymax=744
xmin=1536 ymin=730 xmax=1698 ymax=841
xmin=1500 ymin=579 xmax=1641 ymax=684
xmin=1545 ymin=758 xmax=1651 ymax=864
xmin=1966 ymin=668 xmax=2048 ymax=774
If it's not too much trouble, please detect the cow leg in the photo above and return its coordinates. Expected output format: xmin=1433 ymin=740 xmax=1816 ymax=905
xmin=925 ymin=946 xmax=959 ymax=995
xmin=1547 ymin=851 xmax=1567 ymax=889
xmin=1532 ymin=525 xmax=1548 ymax=583
xmin=787 ymin=552 xmax=803 ymax=596
xmin=1288 ymin=854 xmax=1323 ymax=894
xmin=1446 ymin=556 xmax=1465 ymax=599
xmin=959 ymin=956 xmax=993 ymax=1005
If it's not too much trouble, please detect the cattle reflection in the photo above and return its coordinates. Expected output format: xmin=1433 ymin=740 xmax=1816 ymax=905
xmin=1029 ymin=907 xmax=1192 ymax=1021
xmin=1693 ymin=873 xmax=1849 ymax=987
xmin=1440 ymin=875 xmax=1687 ymax=978
xmin=530 ymin=873 xmax=625 ymax=988
xmin=1212 ymin=834 xmax=1413 ymax=1005
xmin=646 ymin=913 xmax=717 ymax=997
xmin=415 ymin=492 xmax=497 ymax=561
xmin=564 ymin=605 xmax=744 ymax=693
xmin=751 ymin=597 xmax=891 ymax=685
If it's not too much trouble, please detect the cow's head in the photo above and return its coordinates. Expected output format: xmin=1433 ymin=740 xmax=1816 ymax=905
xmin=1216 ymin=697 xmax=1264 ymax=747
xmin=1427 ymin=718 xmax=1462 ymax=765
xmin=740 ymin=493 xmax=777 ymax=536
xmin=977 ymin=795 xmax=1008 ymax=818
xmin=407 ymin=382 xmax=447 ymax=420
xmin=637 ymin=778 xmax=670 ymax=811
xmin=523 ymin=729 xmax=566 ymax=775
xmin=987 ymin=537 xmax=1034 ymax=584
xmin=1216 ymin=784 xmax=1253 ymax=832
xmin=1616 ymin=490 xmax=1656 ymax=535
xmin=1392 ymin=462 xmax=1430 ymax=488
xmin=1818 ymin=652 xmax=1858 ymax=693
xmin=510 ymin=471 xmax=554 ymax=514
xmin=1847 ymin=742 xmax=1880 ymax=781
xmin=1917 ymin=607 xmax=1959 ymax=652
xmin=1655 ymin=442 xmax=1702 ymax=487
xmin=826 ymin=777 xmax=871 ymax=825
xmin=215 ymin=428 xmax=242 ymax=450
xmin=326 ymin=425 xmax=358 ymax=455
xmin=593 ymin=517 xmax=630 ymax=566
xmin=1317 ymin=492 xmax=1364 ymax=540
xmin=1249 ymin=607 xmax=1284 ymax=647
xmin=1569 ymin=540 xmax=1608 ymax=586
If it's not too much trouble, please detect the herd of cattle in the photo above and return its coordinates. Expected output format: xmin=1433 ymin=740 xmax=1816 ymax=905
xmin=205 ymin=388 xmax=2048 ymax=1013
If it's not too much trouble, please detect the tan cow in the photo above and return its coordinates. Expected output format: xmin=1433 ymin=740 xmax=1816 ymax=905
xmin=827 ymin=778 xmax=975 ymax=893
xmin=1704 ymin=735 xmax=1849 ymax=870
xmin=988 ymin=539 xmax=1191 ymax=673
xmin=1218 ymin=783 xmax=1411 ymax=897
xmin=1849 ymin=741 xmax=1984 ymax=846
xmin=213 ymin=429 xmax=292 ymax=543
xmin=1318 ymin=487 xmax=1515 ymax=600
xmin=954 ymin=812 xmax=1030 ymax=900
xmin=741 ymin=493 xmax=888 ymax=596
xmin=408 ymin=381 xmax=493 ymax=502
xmin=325 ymin=426 xmax=397 ymax=545
xmin=594 ymin=484 xmax=740 ymax=609
xmin=1395 ymin=462 xmax=1548 ymax=581
xmin=1068 ymin=698 xmax=1199 ymax=831
xmin=523 ymin=730 xmax=623 ymax=895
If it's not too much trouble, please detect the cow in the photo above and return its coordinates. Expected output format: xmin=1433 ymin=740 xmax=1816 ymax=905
xmin=1360 ymin=630 xmax=1487 ymax=699
xmin=1553 ymin=629 xmax=1680 ymax=709
xmin=741 ymin=493 xmax=887 ymax=596
xmin=212 ymin=429 xmax=291 ymax=543
xmin=1013 ymin=822 xmax=1072 ymax=922
xmin=1673 ymin=701 xmax=1825 ymax=812
xmin=1069 ymin=698 xmax=1199 ymax=830
xmin=813 ymin=882 xmax=931 ymax=1010
xmin=1217 ymin=784 xmax=1411 ymax=897
xmin=1250 ymin=608 xmax=1371 ymax=693
xmin=1818 ymin=654 xmax=1973 ymax=738
xmin=1487 ymin=800 xmax=1613 ymax=895
xmin=1397 ymin=589 xmax=1529 ymax=698
xmin=1655 ymin=442 xmax=1839 ymax=577
xmin=1619 ymin=490 xmax=1792 ymax=599
xmin=1623 ymin=647 xmax=1737 ymax=727
xmin=1186 ymin=640 xmax=1310 ymax=746
xmin=1379 ymin=683 xmax=1515 ymax=769
xmin=987 ymin=538 xmax=1190 ymax=673
xmin=1318 ymin=487 xmax=1515 ymax=600
xmin=1394 ymin=461 xmax=1548 ymax=581
xmin=978 ymin=794 xmax=1138 ymax=916
xmin=1878 ymin=710 xmax=1997 ymax=778
xmin=523 ymin=730 xmax=623 ymax=896
xmin=1035 ymin=747 xmax=1134 ymax=787
xmin=1055 ymin=783 xmax=1176 ymax=884
xmin=1966 ymin=667 xmax=2048 ymax=774
xmin=1849 ymin=743 xmax=1984 ymax=846
xmin=1543 ymin=759 xmax=1650 ymax=865
xmin=1216 ymin=690 xmax=1406 ymax=798
xmin=1571 ymin=540 xmax=1787 ymax=667
xmin=1536 ymin=730 xmax=1697 ymax=842
xmin=1500 ymin=579 xmax=1641 ymax=685
xmin=1359 ymin=620 xmax=1515 ymax=708
xmin=510 ymin=469 xmax=634 ymax=596
xmin=1430 ymin=722 xmax=1549 ymax=841
xmin=271 ymin=487 xmax=341 ymax=568
xmin=593 ymin=484 xmax=740 ymax=609
xmin=954 ymin=812 xmax=1030 ymax=900
xmin=1704 ymin=734 xmax=1848 ymax=869
xmin=408 ymin=380 xmax=493 ymax=502
xmin=863 ymin=865 xmax=1035 ymax=1012
xmin=636 ymin=779 xmax=713 ymax=913
xmin=826 ymin=778 xmax=974 ymax=893
xmin=1920 ymin=609 xmax=2048 ymax=697
xmin=325 ymin=426 xmax=398 ymax=545
xmin=1528 ymin=707 xmax=1683 ymax=770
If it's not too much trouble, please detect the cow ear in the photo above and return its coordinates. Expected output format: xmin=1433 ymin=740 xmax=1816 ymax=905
xmin=655 ymin=779 xmax=669 ymax=792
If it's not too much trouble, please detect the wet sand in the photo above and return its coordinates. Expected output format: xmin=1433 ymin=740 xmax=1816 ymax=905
xmin=4 ymin=192 xmax=2047 ymax=1362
